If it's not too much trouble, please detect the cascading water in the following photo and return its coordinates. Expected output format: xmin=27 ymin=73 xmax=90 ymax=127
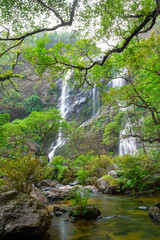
xmin=92 ymin=84 xmax=99 ymax=117
xmin=80 ymin=85 xmax=100 ymax=127
xmin=111 ymin=77 xmax=137 ymax=155
xmin=48 ymin=71 xmax=71 ymax=160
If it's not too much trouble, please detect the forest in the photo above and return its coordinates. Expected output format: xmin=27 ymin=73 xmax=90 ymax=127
xmin=0 ymin=0 xmax=160 ymax=239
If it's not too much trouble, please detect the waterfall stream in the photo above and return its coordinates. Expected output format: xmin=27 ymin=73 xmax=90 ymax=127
xmin=92 ymin=84 xmax=99 ymax=117
xmin=48 ymin=72 xmax=71 ymax=160
xmin=111 ymin=77 xmax=137 ymax=155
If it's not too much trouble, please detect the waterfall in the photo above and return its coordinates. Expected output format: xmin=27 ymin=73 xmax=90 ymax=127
xmin=48 ymin=71 xmax=71 ymax=160
xmin=92 ymin=84 xmax=99 ymax=117
xmin=119 ymin=121 xmax=137 ymax=156
xmin=111 ymin=77 xmax=137 ymax=155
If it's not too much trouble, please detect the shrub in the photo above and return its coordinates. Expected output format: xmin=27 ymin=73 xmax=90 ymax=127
xmin=76 ymin=168 xmax=89 ymax=185
xmin=103 ymin=174 xmax=120 ymax=187
xmin=71 ymin=189 xmax=90 ymax=209
xmin=115 ymin=154 xmax=152 ymax=191
xmin=0 ymin=154 xmax=50 ymax=193
xmin=49 ymin=156 xmax=68 ymax=182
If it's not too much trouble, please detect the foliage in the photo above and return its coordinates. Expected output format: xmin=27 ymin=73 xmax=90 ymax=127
xmin=102 ymin=33 xmax=160 ymax=150
xmin=89 ymin=155 xmax=113 ymax=177
xmin=71 ymin=189 xmax=90 ymax=209
xmin=0 ymin=113 xmax=10 ymax=147
xmin=76 ymin=168 xmax=89 ymax=185
xmin=24 ymin=95 xmax=42 ymax=114
xmin=49 ymin=156 xmax=68 ymax=182
xmin=103 ymin=174 xmax=120 ymax=187
xmin=0 ymin=154 xmax=50 ymax=193
xmin=1 ymin=108 xmax=66 ymax=157
xmin=103 ymin=111 xmax=125 ymax=150
xmin=115 ymin=154 xmax=153 ymax=191
xmin=0 ymin=89 xmax=25 ymax=118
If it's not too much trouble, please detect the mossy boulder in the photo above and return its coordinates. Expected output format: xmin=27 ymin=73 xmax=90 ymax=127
xmin=69 ymin=205 xmax=101 ymax=221
xmin=148 ymin=203 xmax=160 ymax=223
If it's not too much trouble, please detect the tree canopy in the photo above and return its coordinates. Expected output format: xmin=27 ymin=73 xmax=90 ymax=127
xmin=0 ymin=0 xmax=160 ymax=87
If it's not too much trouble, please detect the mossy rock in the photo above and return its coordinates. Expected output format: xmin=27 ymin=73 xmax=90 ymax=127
xmin=69 ymin=205 xmax=101 ymax=220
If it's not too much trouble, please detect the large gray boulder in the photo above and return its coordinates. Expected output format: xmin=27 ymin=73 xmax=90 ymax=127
xmin=0 ymin=190 xmax=51 ymax=240
xmin=44 ymin=185 xmax=73 ymax=201
xmin=95 ymin=176 xmax=119 ymax=194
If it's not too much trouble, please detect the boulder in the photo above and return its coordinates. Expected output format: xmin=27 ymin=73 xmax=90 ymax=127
xmin=83 ymin=185 xmax=96 ymax=192
xmin=53 ymin=206 xmax=67 ymax=216
xmin=96 ymin=177 xmax=109 ymax=192
xmin=44 ymin=185 xmax=73 ymax=201
xmin=69 ymin=180 xmax=79 ymax=186
xmin=108 ymin=170 xmax=119 ymax=178
xmin=69 ymin=205 xmax=101 ymax=221
xmin=148 ymin=203 xmax=160 ymax=222
xmin=30 ymin=186 xmax=48 ymax=203
xmin=95 ymin=177 xmax=118 ymax=194
xmin=107 ymin=164 xmax=119 ymax=172
xmin=0 ymin=190 xmax=51 ymax=240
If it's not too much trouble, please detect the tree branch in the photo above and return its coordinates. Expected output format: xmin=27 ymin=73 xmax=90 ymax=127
xmin=139 ymin=16 xmax=157 ymax=34
xmin=0 ymin=39 xmax=24 ymax=58
xmin=0 ymin=0 xmax=79 ymax=57
xmin=36 ymin=0 xmax=65 ymax=23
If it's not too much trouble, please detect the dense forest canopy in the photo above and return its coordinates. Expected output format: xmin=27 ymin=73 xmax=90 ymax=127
xmin=0 ymin=0 xmax=160 ymax=194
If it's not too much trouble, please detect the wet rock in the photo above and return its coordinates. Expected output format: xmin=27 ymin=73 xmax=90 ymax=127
xmin=69 ymin=205 xmax=101 ymax=221
xmin=0 ymin=191 xmax=51 ymax=240
xmin=40 ymin=179 xmax=58 ymax=188
xmin=108 ymin=170 xmax=119 ymax=178
xmin=42 ymin=187 xmax=51 ymax=192
xmin=30 ymin=186 xmax=48 ymax=203
xmin=95 ymin=177 xmax=109 ymax=192
xmin=53 ymin=206 xmax=68 ymax=216
xmin=55 ymin=183 xmax=64 ymax=188
xmin=44 ymin=185 xmax=73 ymax=201
xmin=83 ymin=185 xmax=96 ymax=192
xmin=107 ymin=164 xmax=119 ymax=172
xmin=148 ymin=203 xmax=160 ymax=222
xmin=69 ymin=180 xmax=79 ymax=186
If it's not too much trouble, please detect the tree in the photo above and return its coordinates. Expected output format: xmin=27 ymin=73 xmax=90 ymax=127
xmin=0 ymin=0 xmax=79 ymax=88
xmin=1 ymin=108 xmax=68 ymax=157
xmin=0 ymin=0 xmax=160 ymax=87
xmin=20 ymin=1 xmax=160 ymax=86
xmin=102 ymin=33 xmax=160 ymax=152
xmin=0 ymin=113 xmax=10 ymax=147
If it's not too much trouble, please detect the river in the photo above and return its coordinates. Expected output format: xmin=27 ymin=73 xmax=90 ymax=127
xmin=42 ymin=193 xmax=160 ymax=240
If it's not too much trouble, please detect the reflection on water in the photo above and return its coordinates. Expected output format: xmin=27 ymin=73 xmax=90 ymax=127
xmin=42 ymin=193 xmax=160 ymax=240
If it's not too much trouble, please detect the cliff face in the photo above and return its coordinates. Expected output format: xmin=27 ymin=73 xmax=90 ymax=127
xmin=0 ymin=67 xmax=97 ymax=125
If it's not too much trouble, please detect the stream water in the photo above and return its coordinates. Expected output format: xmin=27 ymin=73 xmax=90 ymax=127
xmin=42 ymin=193 xmax=160 ymax=240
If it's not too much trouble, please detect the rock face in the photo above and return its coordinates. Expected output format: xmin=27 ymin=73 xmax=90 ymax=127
xmin=0 ymin=190 xmax=51 ymax=240
xmin=148 ymin=203 xmax=160 ymax=222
